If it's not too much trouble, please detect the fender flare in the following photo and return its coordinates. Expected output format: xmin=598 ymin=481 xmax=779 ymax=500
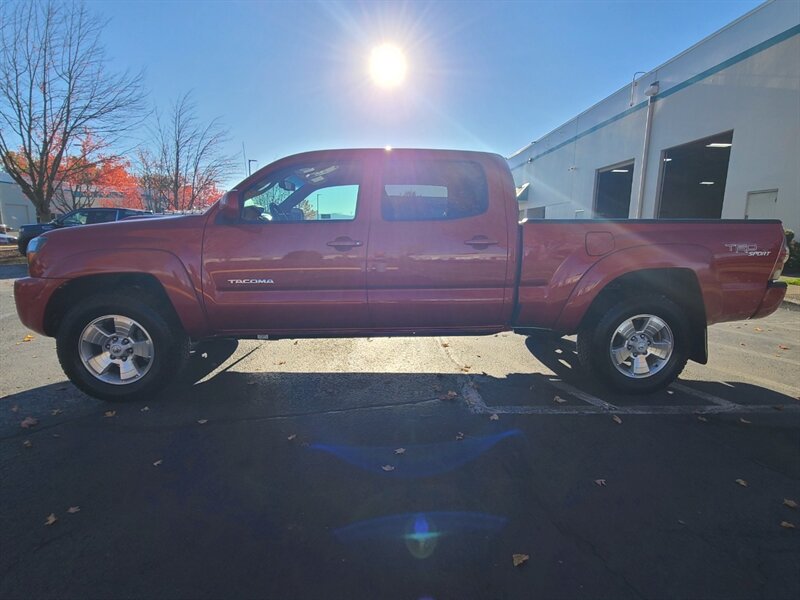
xmin=42 ymin=248 xmax=209 ymax=337
xmin=553 ymin=243 xmax=720 ymax=333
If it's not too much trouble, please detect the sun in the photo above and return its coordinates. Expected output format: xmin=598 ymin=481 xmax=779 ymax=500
xmin=369 ymin=44 xmax=407 ymax=89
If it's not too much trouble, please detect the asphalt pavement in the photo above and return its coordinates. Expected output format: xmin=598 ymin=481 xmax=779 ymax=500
xmin=1 ymin=263 xmax=799 ymax=600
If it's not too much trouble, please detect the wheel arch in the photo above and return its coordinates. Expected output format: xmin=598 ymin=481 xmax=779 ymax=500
xmin=44 ymin=273 xmax=187 ymax=338
xmin=576 ymin=268 xmax=708 ymax=364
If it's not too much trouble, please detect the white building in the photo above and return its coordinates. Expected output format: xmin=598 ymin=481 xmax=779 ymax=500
xmin=0 ymin=170 xmax=35 ymax=229
xmin=508 ymin=0 xmax=800 ymax=233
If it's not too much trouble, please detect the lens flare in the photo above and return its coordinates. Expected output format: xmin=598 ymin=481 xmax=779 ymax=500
xmin=369 ymin=44 xmax=407 ymax=88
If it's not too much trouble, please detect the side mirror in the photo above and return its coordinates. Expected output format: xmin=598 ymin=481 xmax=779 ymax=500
xmin=219 ymin=189 xmax=241 ymax=219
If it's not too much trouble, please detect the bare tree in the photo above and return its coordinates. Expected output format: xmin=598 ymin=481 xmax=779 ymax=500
xmin=0 ymin=1 xmax=145 ymax=221
xmin=140 ymin=92 xmax=236 ymax=212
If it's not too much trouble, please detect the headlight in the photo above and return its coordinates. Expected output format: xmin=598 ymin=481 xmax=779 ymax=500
xmin=27 ymin=235 xmax=47 ymax=256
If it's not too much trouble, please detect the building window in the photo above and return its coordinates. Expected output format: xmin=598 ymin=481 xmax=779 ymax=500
xmin=526 ymin=207 xmax=546 ymax=219
xmin=657 ymin=131 xmax=733 ymax=219
xmin=594 ymin=161 xmax=634 ymax=218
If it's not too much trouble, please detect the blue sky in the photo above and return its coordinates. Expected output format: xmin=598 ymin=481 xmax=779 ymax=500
xmin=91 ymin=0 xmax=763 ymax=185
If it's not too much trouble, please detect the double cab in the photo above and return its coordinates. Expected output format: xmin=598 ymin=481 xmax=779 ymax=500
xmin=14 ymin=148 xmax=789 ymax=401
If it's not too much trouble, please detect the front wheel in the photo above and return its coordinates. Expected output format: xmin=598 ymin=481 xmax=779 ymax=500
xmin=577 ymin=295 xmax=689 ymax=394
xmin=56 ymin=292 xmax=189 ymax=401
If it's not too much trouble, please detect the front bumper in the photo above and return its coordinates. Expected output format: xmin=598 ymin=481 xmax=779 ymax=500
xmin=14 ymin=277 xmax=67 ymax=336
xmin=751 ymin=281 xmax=787 ymax=319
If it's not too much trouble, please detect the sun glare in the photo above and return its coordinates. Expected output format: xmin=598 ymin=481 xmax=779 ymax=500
xmin=369 ymin=44 xmax=407 ymax=88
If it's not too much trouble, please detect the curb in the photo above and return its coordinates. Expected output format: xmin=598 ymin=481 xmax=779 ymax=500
xmin=781 ymin=299 xmax=800 ymax=312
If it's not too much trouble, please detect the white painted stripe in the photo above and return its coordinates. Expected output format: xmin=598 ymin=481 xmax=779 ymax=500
xmin=671 ymin=383 xmax=738 ymax=408
xmin=476 ymin=403 xmax=800 ymax=416
xmin=549 ymin=380 xmax=617 ymax=410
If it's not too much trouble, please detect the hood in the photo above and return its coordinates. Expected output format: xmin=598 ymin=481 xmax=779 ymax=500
xmin=31 ymin=213 xmax=209 ymax=278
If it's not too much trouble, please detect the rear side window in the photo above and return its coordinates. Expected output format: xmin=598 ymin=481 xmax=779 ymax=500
xmin=381 ymin=159 xmax=488 ymax=221
xmin=86 ymin=210 xmax=117 ymax=224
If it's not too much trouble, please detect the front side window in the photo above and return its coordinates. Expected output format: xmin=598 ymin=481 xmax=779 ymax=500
xmin=381 ymin=159 xmax=488 ymax=221
xmin=242 ymin=161 xmax=361 ymax=223
xmin=60 ymin=210 xmax=89 ymax=226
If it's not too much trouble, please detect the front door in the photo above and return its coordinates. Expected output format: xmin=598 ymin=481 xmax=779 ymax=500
xmin=202 ymin=154 xmax=373 ymax=334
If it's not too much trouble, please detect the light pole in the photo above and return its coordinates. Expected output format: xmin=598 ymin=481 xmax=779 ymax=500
xmin=316 ymin=193 xmax=321 ymax=220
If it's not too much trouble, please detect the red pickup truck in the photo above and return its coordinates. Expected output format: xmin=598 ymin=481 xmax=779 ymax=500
xmin=14 ymin=148 xmax=789 ymax=401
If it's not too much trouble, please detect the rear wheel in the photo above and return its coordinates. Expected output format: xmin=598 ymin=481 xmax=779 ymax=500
xmin=577 ymin=295 xmax=689 ymax=394
xmin=56 ymin=292 xmax=189 ymax=401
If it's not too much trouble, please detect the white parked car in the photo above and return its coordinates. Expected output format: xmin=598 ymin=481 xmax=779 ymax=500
xmin=0 ymin=233 xmax=18 ymax=245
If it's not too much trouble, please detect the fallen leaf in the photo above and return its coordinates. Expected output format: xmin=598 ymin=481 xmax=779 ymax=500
xmin=44 ymin=513 xmax=57 ymax=526
xmin=784 ymin=499 xmax=798 ymax=510
xmin=277 ymin=361 xmax=286 ymax=365
xmin=489 ymin=413 xmax=499 ymax=421
xmin=612 ymin=415 xmax=622 ymax=424
xmin=697 ymin=415 xmax=708 ymax=422
xmin=778 ymin=345 xmax=790 ymax=350
xmin=455 ymin=432 xmax=465 ymax=441
xmin=441 ymin=343 xmax=449 ymax=348
xmin=739 ymin=418 xmax=751 ymax=424
xmin=67 ymin=506 xmax=80 ymax=514
xmin=381 ymin=465 xmax=395 ymax=472
xmin=287 ymin=434 xmax=297 ymax=441
xmin=735 ymin=478 xmax=748 ymax=487
xmin=50 ymin=409 xmax=62 ymax=416
xmin=740 ymin=343 xmax=746 ymax=347
xmin=104 ymin=411 xmax=116 ymax=418
xmin=439 ymin=391 xmax=458 ymax=401
xmin=293 ymin=340 xmax=299 ymax=345
xmin=22 ymin=334 xmax=34 ymax=342
xmin=201 ymin=352 xmax=208 ymax=358
xmin=460 ymin=366 xmax=471 ymax=372
xmin=553 ymin=395 xmax=566 ymax=404
xmin=22 ymin=440 xmax=32 ymax=448
xmin=512 ymin=554 xmax=530 ymax=567
xmin=153 ymin=459 xmax=163 ymax=467
xmin=394 ymin=448 xmax=406 ymax=455
xmin=10 ymin=405 xmax=19 ymax=413
xmin=197 ymin=419 xmax=208 ymax=425
xmin=780 ymin=521 xmax=796 ymax=529
xmin=594 ymin=479 xmax=607 ymax=487
xmin=140 ymin=406 xmax=150 ymax=412
xmin=20 ymin=416 xmax=38 ymax=429
xmin=754 ymin=327 xmax=763 ymax=332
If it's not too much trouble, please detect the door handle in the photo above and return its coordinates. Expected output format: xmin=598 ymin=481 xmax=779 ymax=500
xmin=327 ymin=237 xmax=363 ymax=250
xmin=464 ymin=236 xmax=499 ymax=249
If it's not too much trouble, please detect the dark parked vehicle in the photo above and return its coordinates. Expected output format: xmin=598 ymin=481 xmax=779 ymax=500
xmin=16 ymin=207 xmax=151 ymax=255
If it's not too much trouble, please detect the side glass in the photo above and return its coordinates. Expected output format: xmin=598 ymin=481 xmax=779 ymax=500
xmin=60 ymin=210 xmax=89 ymax=226
xmin=242 ymin=162 xmax=360 ymax=223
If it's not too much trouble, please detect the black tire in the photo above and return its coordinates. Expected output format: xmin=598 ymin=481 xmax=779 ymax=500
xmin=577 ymin=294 xmax=689 ymax=394
xmin=17 ymin=240 xmax=28 ymax=256
xmin=56 ymin=291 xmax=189 ymax=401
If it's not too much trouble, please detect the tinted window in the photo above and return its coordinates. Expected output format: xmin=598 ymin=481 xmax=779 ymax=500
xmin=381 ymin=160 xmax=487 ymax=221
xmin=243 ymin=161 xmax=360 ymax=223
xmin=86 ymin=210 xmax=117 ymax=224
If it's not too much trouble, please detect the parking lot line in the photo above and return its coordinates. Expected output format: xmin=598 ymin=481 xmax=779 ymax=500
xmin=671 ymin=383 xmax=738 ymax=408
xmin=459 ymin=377 xmax=800 ymax=416
xmin=549 ymin=380 xmax=617 ymax=410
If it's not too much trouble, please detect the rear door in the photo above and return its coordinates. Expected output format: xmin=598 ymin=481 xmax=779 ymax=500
xmin=202 ymin=152 xmax=375 ymax=333
xmin=366 ymin=152 xmax=511 ymax=329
